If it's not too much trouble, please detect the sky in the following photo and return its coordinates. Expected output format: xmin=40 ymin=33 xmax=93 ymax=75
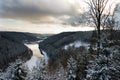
xmin=0 ymin=0 xmax=120 ymax=34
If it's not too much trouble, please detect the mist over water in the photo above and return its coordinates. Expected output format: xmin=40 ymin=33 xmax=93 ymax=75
xmin=64 ymin=41 xmax=89 ymax=50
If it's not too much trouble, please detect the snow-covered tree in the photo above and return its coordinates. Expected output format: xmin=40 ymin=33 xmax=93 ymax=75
xmin=25 ymin=58 xmax=67 ymax=80
xmin=64 ymin=46 xmax=89 ymax=80
xmin=0 ymin=59 xmax=27 ymax=80
xmin=86 ymin=46 xmax=120 ymax=80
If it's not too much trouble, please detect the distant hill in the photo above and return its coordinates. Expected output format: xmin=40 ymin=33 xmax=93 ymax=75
xmin=0 ymin=31 xmax=52 ymax=44
xmin=39 ymin=31 xmax=92 ymax=59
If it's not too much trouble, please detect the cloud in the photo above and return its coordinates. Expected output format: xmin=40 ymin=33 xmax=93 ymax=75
xmin=0 ymin=0 xmax=83 ymax=23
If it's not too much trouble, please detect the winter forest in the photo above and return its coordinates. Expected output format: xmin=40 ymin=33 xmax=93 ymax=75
xmin=0 ymin=0 xmax=120 ymax=80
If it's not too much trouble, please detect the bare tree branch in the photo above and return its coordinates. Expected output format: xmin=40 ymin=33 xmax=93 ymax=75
xmin=86 ymin=0 xmax=111 ymax=53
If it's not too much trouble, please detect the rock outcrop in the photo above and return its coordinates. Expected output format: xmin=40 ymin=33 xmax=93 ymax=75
xmin=0 ymin=34 xmax=33 ymax=70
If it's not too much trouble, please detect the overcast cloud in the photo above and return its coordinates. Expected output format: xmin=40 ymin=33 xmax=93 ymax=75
xmin=0 ymin=0 xmax=85 ymax=23
xmin=0 ymin=0 xmax=119 ymax=24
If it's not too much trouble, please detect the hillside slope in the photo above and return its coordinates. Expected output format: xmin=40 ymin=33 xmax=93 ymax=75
xmin=0 ymin=34 xmax=33 ymax=70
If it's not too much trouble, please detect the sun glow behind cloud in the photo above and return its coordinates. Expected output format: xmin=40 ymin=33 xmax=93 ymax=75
xmin=0 ymin=22 xmax=94 ymax=34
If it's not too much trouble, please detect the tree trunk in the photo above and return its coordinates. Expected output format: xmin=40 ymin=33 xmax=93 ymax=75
xmin=97 ymin=21 xmax=101 ymax=54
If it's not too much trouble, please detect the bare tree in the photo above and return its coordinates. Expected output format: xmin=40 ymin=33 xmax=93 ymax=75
xmin=87 ymin=0 xmax=111 ymax=53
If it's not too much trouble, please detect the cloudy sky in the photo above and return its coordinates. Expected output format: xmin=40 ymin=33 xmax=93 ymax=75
xmin=0 ymin=0 xmax=86 ymax=23
xmin=0 ymin=0 xmax=120 ymax=34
